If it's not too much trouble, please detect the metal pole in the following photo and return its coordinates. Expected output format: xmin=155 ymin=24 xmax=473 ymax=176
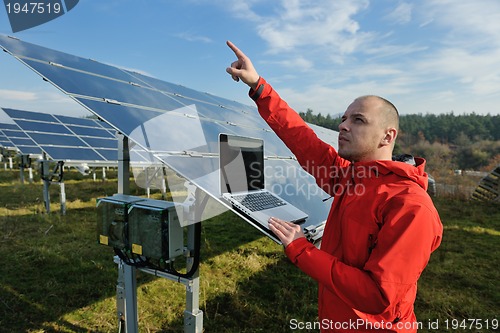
xmin=117 ymin=133 xmax=130 ymax=195
xmin=60 ymin=182 xmax=66 ymax=215
xmin=184 ymin=189 xmax=203 ymax=333
xmin=40 ymin=158 xmax=51 ymax=214
xmin=116 ymin=133 xmax=138 ymax=333
xmin=184 ymin=238 xmax=203 ymax=332
xmin=20 ymin=164 xmax=25 ymax=184
xmin=43 ymin=179 xmax=50 ymax=214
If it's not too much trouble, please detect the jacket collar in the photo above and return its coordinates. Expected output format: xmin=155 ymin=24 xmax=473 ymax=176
xmin=349 ymin=155 xmax=428 ymax=190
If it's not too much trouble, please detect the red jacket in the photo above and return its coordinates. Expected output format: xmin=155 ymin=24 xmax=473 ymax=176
xmin=250 ymin=78 xmax=443 ymax=332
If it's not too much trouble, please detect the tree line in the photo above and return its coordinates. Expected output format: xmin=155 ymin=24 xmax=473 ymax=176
xmin=299 ymin=109 xmax=500 ymax=144
xmin=299 ymin=109 xmax=500 ymax=172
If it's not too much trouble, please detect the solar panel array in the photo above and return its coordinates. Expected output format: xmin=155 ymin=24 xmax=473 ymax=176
xmin=0 ymin=35 xmax=339 ymax=235
xmin=1 ymin=107 xmax=119 ymax=165
xmin=0 ymin=121 xmax=40 ymax=155
xmin=0 ymin=123 xmax=15 ymax=150
xmin=472 ymin=165 xmax=500 ymax=202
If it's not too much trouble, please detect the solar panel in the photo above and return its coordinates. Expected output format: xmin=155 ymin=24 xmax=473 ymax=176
xmin=1 ymin=107 xmax=120 ymax=165
xmin=0 ymin=34 xmax=339 ymax=239
xmin=0 ymin=123 xmax=19 ymax=150
xmin=0 ymin=121 xmax=40 ymax=155
xmin=472 ymin=165 xmax=500 ymax=202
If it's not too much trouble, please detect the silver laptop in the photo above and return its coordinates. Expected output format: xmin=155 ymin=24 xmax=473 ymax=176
xmin=219 ymin=133 xmax=308 ymax=229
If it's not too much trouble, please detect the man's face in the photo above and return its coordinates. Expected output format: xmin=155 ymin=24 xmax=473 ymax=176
xmin=337 ymin=97 xmax=387 ymax=162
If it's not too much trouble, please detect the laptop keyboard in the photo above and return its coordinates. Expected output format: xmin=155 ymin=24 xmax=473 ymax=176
xmin=231 ymin=192 xmax=287 ymax=212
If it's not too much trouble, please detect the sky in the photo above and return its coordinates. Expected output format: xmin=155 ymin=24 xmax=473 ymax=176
xmin=0 ymin=0 xmax=499 ymax=123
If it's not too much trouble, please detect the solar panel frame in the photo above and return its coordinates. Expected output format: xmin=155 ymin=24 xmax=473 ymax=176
xmin=1 ymin=107 xmax=120 ymax=165
xmin=0 ymin=34 xmax=340 ymax=238
xmin=0 ymin=123 xmax=21 ymax=151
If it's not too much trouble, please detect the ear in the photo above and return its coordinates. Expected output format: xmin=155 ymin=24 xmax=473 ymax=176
xmin=381 ymin=127 xmax=398 ymax=147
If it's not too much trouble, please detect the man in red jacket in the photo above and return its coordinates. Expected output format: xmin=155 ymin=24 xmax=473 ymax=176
xmin=226 ymin=41 xmax=443 ymax=333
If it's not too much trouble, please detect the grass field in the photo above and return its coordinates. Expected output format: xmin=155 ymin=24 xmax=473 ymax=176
xmin=0 ymin=168 xmax=498 ymax=332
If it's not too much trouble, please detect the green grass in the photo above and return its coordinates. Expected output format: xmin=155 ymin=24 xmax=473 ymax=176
xmin=0 ymin=169 xmax=499 ymax=332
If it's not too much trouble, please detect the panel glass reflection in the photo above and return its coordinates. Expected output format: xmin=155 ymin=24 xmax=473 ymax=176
xmin=15 ymin=119 xmax=72 ymax=134
xmin=68 ymin=125 xmax=115 ymax=138
xmin=41 ymin=146 xmax=104 ymax=161
xmin=0 ymin=35 xmax=340 ymax=236
xmin=28 ymin=132 xmax=86 ymax=147
xmin=3 ymin=108 xmax=56 ymax=122
xmin=0 ymin=35 xmax=136 ymax=83
xmin=15 ymin=146 xmax=42 ymax=155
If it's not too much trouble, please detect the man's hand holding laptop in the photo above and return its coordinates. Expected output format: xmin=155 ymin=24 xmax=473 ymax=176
xmin=268 ymin=217 xmax=306 ymax=247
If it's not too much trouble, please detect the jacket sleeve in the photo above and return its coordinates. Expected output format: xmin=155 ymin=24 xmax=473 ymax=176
xmin=249 ymin=77 xmax=350 ymax=193
xmin=285 ymin=197 xmax=442 ymax=315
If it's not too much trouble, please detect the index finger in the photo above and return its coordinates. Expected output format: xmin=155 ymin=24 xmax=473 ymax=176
xmin=226 ymin=40 xmax=247 ymax=59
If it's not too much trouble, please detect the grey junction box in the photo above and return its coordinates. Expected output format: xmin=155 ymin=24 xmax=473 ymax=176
xmin=128 ymin=198 xmax=184 ymax=261
xmin=96 ymin=194 xmax=184 ymax=261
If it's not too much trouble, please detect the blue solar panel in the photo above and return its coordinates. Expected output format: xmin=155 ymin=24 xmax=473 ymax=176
xmin=41 ymin=146 xmax=105 ymax=161
xmin=0 ymin=121 xmax=40 ymax=155
xmin=14 ymin=119 xmax=73 ymax=134
xmin=1 ymin=129 xmax=29 ymax=138
xmin=0 ymin=124 xmax=18 ymax=150
xmin=3 ymin=108 xmax=56 ymax=122
xmin=53 ymin=114 xmax=103 ymax=127
xmin=27 ymin=132 xmax=86 ymax=146
xmin=0 ymin=34 xmax=339 ymax=239
xmin=1 ymin=107 xmax=119 ymax=164
xmin=95 ymin=149 xmax=118 ymax=161
xmin=66 ymin=125 xmax=114 ymax=138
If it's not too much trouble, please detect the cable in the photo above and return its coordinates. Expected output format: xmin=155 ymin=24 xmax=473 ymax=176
xmin=164 ymin=190 xmax=207 ymax=279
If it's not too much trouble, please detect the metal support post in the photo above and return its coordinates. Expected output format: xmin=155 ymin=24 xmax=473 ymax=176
xmin=59 ymin=182 xmax=66 ymax=215
xmin=116 ymin=259 xmax=126 ymax=332
xmin=43 ymin=177 xmax=51 ymax=214
xmin=183 ymin=187 xmax=203 ymax=333
xmin=117 ymin=133 xmax=130 ymax=195
xmin=20 ymin=164 xmax=25 ymax=184
xmin=184 ymin=223 xmax=203 ymax=333
xmin=19 ymin=155 xmax=31 ymax=184
xmin=40 ymin=159 xmax=51 ymax=214
xmin=115 ymin=133 xmax=138 ymax=333
xmin=161 ymin=167 xmax=167 ymax=200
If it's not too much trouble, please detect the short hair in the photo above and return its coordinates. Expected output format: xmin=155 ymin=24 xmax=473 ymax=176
xmin=357 ymin=95 xmax=399 ymax=131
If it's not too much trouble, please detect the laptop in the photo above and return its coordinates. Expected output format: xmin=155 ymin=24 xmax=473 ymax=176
xmin=219 ymin=133 xmax=308 ymax=229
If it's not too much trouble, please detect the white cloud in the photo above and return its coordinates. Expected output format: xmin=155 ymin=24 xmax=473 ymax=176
xmin=258 ymin=0 xmax=370 ymax=55
xmin=422 ymin=0 xmax=500 ymax=46
xmin=384 ymin=2 xmax=413 ymax=25
xmin=265 ymin=56 xmax=314 ymax=72
xmin=208 ymin=0 xmax=500 ymax=115
xmin=221 ymin=0 xmax=372 ymax=57
xmin=418 ymin=47 xmax=500 ymax=94
xmin=0 ymin=89 xmax=88 ymax=118
xmin=0 ymin=89 xmax=37 ymax=101
xmin=174 ymin=32 xmax=213 ymax=44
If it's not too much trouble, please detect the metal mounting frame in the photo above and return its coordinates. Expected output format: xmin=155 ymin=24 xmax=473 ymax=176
xmin=114 ymin=133 xmax=203 ymax=333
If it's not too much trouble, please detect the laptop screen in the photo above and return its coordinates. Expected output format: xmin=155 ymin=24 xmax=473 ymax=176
xmin=219 ymin=133 xmax=264 ymax=194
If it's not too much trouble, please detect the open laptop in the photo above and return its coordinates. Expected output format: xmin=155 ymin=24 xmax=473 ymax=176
xmin=219 ymin=133 xmax=308 ymax=229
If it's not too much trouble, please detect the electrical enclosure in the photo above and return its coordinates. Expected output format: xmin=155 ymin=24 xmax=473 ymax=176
xmin=96 ymin=194 xmax=184 ymax=261
xmin=96 ymin=194 xmax=145 ymax=250
xmin=128 ymin=198 xmax=183 ymax=261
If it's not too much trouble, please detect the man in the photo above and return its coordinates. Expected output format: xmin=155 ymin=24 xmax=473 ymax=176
xmin=226 ymin=41 xmax=443 ymax=332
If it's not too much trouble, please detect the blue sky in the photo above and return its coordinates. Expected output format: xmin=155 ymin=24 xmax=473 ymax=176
xmin=0 ymin=0 xmax=499 ymax=123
